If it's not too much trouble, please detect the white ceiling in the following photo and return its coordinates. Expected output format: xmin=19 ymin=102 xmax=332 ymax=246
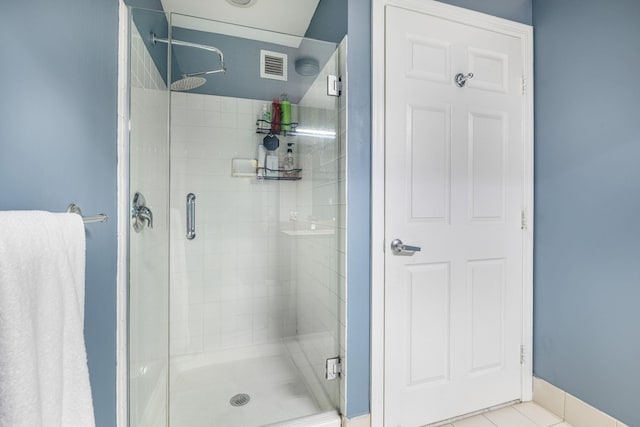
xmin=161 ymin=0 xmax=321 ymax=46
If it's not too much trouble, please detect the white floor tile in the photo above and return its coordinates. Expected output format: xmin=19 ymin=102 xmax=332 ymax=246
xmin=513 ymin=401 xmax=563 ymax=426
xmin=452 ymin=414 xmax=496 ymax=427
xmin=484 ymin=406 xmax=538 ymax=427
xmin=449 ymin=402 xmax=575 ymax=427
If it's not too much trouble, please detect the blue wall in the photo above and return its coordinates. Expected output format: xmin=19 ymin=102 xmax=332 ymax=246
xmin=533 ymin=1 xmax=640 ymax=425
xmin=306 ymin=0 xmax=348 ymax=43
xmin=345 ymin=0 xmax=372 ymax=418
xmin=0 ymin=1 xmax=118 ymax=426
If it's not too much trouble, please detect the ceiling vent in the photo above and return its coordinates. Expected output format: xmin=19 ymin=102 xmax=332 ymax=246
xmin=260 ymin=50 xmax=288 ymax=81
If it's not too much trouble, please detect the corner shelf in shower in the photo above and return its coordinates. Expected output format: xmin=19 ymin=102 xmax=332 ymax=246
xmin=257 ymin=166 xmax=303 ymax=181
xmin=256 ymin=119 xmax=299 ymax=136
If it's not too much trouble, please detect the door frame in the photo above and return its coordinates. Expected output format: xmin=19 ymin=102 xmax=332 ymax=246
xmin=371 ymin=1 xmax=534 ymax=425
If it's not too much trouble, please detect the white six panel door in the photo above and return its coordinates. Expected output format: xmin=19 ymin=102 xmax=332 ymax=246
xmin=384 ymin=6 xmax=525 ymax=426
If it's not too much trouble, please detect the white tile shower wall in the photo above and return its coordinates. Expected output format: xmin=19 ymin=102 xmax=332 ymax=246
xmin=289 ymin=39 xmax=346 ymax=410
xmin=130 ymin=25 xmax=165 ymax=91
xmin=170 ymin=93 xmax=298 ymax=356
xmin=129 ymin=21 xmax=169 ymax=427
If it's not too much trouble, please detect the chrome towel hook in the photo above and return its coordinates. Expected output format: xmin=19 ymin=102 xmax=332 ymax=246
xmin=455 ymin=72 xmax=474 ymax=87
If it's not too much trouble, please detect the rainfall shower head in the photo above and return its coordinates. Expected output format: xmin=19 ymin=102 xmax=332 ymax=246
xmin=151 ymin=32 xmax=226 ymax=92
xmin=171 ymin=76 xmax=207 ymax=91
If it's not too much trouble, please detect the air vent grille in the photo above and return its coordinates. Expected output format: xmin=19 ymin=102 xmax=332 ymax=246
xmin=260 ymin=50 xmax=288 ymax=81
xmin=264 ymin=55 xmax=284 ymax=75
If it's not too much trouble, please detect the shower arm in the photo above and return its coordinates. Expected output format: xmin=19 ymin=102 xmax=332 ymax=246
xmin=151 ymin=33 xmax=226 ymax=74
xmin=183 ymin=68 xmax=226 ymax=78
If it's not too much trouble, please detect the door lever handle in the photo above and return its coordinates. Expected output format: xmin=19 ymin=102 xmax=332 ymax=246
xmin=391 ymin=239 xmax=421 ymax=255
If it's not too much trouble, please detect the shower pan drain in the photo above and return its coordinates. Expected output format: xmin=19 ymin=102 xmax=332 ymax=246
xmin=229 ymin=393 xmax=250 ymax=407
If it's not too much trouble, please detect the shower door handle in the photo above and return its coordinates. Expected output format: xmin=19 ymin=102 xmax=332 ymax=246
xmin=186 ymin=193 xmax=196 ymax=240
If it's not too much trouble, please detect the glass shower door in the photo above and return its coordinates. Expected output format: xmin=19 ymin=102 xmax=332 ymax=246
xmin=166 ymin=12 xmax=344 ymax=426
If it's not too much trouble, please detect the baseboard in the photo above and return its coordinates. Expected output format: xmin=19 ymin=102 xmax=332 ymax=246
xmin=532 ymin=377 xmax=629 ymax=427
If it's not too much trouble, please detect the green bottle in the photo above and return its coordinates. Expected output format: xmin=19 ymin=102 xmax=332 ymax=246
xmin=281 ymin=93 xmax=291 ymax=133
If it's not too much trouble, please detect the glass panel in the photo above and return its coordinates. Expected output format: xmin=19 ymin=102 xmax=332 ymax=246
xmin=128 ymin=7 xmax=170 ymax=427
xmin=167 ymin=13 xmax=343 ymax=426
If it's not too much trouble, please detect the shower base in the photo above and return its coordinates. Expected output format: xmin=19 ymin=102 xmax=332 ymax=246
xmin=169 ymin=344 xmax=337 ymax=426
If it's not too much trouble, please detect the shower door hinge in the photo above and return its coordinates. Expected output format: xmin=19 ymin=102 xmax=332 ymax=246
xmin=521 ymin=76 xmax=527 ymax=95
xmin=520 ymin=345 xmax=526 ymax=364
xmin=326 ymin=356 xmax=342 ymax=381
xmin=521 ymin=209 xmax=527 ymax=230
xmin=327 ymin=75 xmax=342 ymax=97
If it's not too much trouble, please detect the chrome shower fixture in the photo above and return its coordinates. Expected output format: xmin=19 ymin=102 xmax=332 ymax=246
xmin=151 ymin=32 xmax=226 ymax=91
xmin=170 ymin=76 xmax=207 ymax=92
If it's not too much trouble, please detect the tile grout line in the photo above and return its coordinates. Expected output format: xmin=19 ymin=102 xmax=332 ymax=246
xmin=512 ymin=403 xmax=560 ymax=427
xmin=481 ymin=414 xmax=498 ymax=427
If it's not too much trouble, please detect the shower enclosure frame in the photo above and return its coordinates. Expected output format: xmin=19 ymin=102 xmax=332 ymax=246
xmin=116 ymin=2 xmax=131 ymax=425
xmin=116 ymin=3 xmax=347 ymax=425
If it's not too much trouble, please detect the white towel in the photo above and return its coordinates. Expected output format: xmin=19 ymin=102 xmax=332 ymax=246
xmin=0 ymin=211 xmax=95 ymax=427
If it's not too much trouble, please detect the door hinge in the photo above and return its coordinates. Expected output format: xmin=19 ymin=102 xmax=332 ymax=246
xmin=327 ymin=75 xmax=342 ymax=97
xmin=521 ymin=76 xmax=527 ymax=95
xmin=326 ymin=356 xmax=342 ymax=380
xmin=520 ymin=345 xmax=525 ymax=364
xmin=521 ymin=210 xmax=527 ymax=230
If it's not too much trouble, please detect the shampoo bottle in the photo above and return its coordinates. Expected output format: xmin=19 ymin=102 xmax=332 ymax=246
xmin=271 ymin=97 xmax=281 ymax=134
xmin=280 ymin=93 xmax=291 ymax=133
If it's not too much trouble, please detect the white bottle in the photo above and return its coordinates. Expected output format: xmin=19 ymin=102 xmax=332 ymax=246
xmin=266 ymin=152 xmax=279 ymax=177
xmin=257 ymin=144 xmax=266 ymax=178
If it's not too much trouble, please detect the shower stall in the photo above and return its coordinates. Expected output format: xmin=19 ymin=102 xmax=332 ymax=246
xmin=127 ymin=6 xmax=346 ymax=427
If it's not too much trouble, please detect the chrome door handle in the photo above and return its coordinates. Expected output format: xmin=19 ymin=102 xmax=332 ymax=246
xmin=390 ymin=239 xmax=421 ymax=255
xmin=186 ymin=193 xmax=196 ymax=240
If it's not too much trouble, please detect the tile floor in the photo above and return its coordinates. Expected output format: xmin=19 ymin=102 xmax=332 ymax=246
xmin=442 ymin=402 xmax=572 ymax=427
